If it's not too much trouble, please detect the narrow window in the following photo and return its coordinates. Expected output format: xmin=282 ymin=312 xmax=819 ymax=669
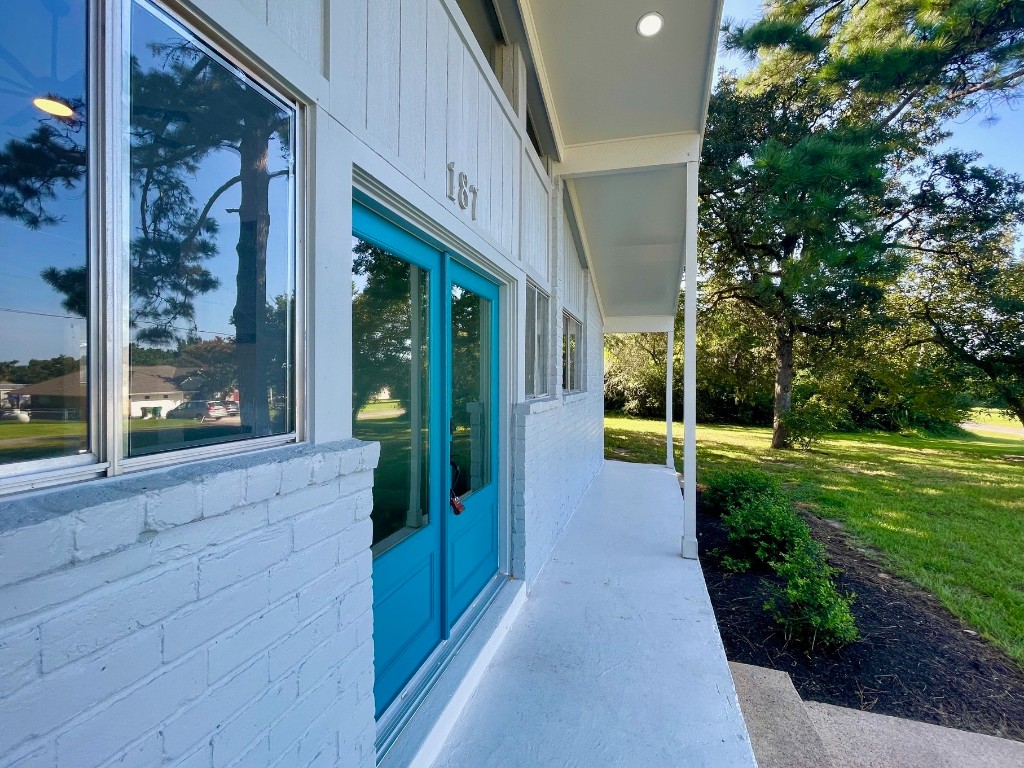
xmin=0 ymin=1 xmax=89 ymax=467
xmin=126 ymin=0 xmax=296 ymax=457
xmin=562 ymin=312 xmax=582 ymax=392
xmin=525 ymin=284 xmax=549 ymax=398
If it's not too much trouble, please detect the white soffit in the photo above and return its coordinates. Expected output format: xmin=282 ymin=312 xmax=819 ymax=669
xmin=571 ymin=166 xmax=686 ymax=319
xmin=521 ymin=0 xmax=722 ymax=148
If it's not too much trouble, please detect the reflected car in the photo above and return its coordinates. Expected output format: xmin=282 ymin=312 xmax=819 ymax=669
xmin=166 ymin=401 xmax=228 ymax=421
xmin=222 ymin=401 xmax=240 ymax=416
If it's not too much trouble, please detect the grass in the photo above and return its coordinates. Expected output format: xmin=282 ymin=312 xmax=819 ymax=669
xmin=968 ymin=408 xmax=1022 ymax=428
xmin=605 ymin=414 xmax=1024 ymax=666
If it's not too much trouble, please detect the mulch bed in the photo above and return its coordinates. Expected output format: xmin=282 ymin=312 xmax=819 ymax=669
xmin=697 ymin=496 xmax=1024 ymax=742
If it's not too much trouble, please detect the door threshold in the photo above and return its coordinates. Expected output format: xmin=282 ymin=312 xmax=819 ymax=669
xmin=377 ymin=577 xmax=527 ymax=767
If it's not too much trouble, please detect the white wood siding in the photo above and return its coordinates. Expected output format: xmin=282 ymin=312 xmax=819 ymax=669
xmin=561 ymin=211 xmax=587 ymax=319
xmin=521 ymin=153 xmax=551 ymax=286
xmin=341 ymin=0 xmax=521 ymax=254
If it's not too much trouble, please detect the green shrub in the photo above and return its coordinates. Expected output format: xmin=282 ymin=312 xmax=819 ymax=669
xmin=722 ymin=493 xmax=811 ymax=569
xmin=781 ymin=397 xmax=841 ymax=449
xmin=703 ymin=468 xmax=784 ymax=515
xmin=764 ymin=538 xmax=859 ymax=649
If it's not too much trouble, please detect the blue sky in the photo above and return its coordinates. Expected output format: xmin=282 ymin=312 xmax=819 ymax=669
xmin=719 ymin=0 xmax=1024 ymax=176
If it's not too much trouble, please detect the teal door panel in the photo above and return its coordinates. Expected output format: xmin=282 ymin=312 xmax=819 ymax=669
xmin=446 ymin=261 xmax=501 ymax=628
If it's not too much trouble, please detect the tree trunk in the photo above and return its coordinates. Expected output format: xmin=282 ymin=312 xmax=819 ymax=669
xmin=772 ymin=323 xmax=795 ymax=449
xmin=1000 ymin=390 xmax=1024 ymax=429
xmin=234 ymin=121 xmax=273 ymax=436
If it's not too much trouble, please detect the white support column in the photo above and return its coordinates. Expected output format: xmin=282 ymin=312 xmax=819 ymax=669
xmin=681 ymin=161 xmax=699 ymax=560
xmin=665 ymin=326 xmax=674 ymax=469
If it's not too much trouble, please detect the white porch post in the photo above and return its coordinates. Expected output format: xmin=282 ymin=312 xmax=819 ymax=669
xmin=681 ymin=161 xmax=699 ymax=560
xmin=665 ymin=326 xmax=674 ymax=468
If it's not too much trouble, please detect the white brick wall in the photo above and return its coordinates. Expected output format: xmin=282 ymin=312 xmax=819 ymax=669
xmin=512 ymin=180 xmax=606 ymax=585
xmin=0 ymin=440 xmax=379 ymax=768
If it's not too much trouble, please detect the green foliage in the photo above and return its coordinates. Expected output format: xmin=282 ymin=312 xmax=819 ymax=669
xmin=780 ymin=396 xmax=843 ymax=449
xmin=703 ymin=468 xmax=784 ymax=515
xmin=765 ymin=538 xmax=859 ymax=649
xmin=723 ymin=493 xmax=812 ymax=570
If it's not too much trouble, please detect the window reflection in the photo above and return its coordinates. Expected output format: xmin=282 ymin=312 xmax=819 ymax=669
xmin=0 ymin=1 xmax=88 ymax=465
xmin=451 ymin=285 xmax=491 ymax=496
xmin=126 ymin=0 xmax=295 ymax=457
xmin=352 ymin=237 xmax=431 ymax=553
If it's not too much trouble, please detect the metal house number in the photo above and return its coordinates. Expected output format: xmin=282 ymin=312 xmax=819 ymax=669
xmin=447 ymin=162 xmax=478 ymax=221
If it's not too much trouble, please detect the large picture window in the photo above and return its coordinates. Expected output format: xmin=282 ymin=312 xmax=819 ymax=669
xmin=525 ymin=284 xmax=549 ymax=398
xmin=0 ymin=0 xmax=299 ymax=491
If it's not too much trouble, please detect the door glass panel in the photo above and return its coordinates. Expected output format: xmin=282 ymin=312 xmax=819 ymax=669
xmin=450 ymin=284 xmax=491 ymax=498
xmin=352 ymin=237 xmax=430 ymax=554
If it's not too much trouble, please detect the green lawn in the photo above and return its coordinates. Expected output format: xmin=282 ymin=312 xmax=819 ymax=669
xmin=968 ymin=408 xmax=1022 ymax=428
xmin=605 ymin=414 xmax=1024 ymax=665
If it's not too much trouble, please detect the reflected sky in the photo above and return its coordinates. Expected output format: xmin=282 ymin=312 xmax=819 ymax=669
xmin=0 ymin=0 xmax=87 ymax=365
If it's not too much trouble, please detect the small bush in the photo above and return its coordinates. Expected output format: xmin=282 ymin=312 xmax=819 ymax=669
xmin=703 ymin=468 xmax=784 ymax=515
xmin=764 ymin=538 xmax=859 ymax=649
xmin=781 ymin=397 xmax=841 ymax=449
xmin=722 ymin=493 xmax=811 ymax=569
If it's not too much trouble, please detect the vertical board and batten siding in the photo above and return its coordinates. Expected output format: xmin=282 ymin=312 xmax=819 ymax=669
xmin=351 ymin=0 xmax=521 ymax=256
xmin=561 ymin=211 xmax=587 ymax=320
xmin=521 ymin=152 xmax=551 ymax=287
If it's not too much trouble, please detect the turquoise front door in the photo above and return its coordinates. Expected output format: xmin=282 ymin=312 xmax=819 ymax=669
xmin=351 ymin=203 xmax=501 ymax=720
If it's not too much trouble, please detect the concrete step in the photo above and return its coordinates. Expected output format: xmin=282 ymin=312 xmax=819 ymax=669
xmin=729 ymin=662 xmax=834 ymax=768
xmin=804 ymin=701 xmax=1024 ymax=768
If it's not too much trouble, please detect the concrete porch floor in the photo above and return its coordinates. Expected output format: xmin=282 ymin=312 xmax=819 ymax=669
xmin=432 ymin=460 xmax=756 ymax=768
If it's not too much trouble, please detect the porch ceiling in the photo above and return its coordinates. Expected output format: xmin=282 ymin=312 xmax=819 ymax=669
xmin=520 ymin=0 xmax=723 ymax=330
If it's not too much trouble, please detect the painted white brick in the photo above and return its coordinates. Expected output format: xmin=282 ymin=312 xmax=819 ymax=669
xmin=6 ymin=744 xmax=55 ymax=768
xmin=73 ymin=500 xmax=145 ymax=562
xmin=145 ymin=483 xmax=201 ymax=531
xmin=225 ymin=735 xmax=269 ymax=768
xmin=361 ymin=442 xmax=381 ymax=471
xmin=292 ymin=504 xmax=353 ymax=552
xmin=200 ymin=469 xmax=248 ymax=519
xmin=268 ymin=539 xmax=337 ymax=604
xmin=336 ymin=470 xmax=374 ymax=500
xmin=352 ymin=489 xmax=373 ymax=522
xmin=0 ymin=626 xmax=161 ymax=755
xmin=278 ymin=457 xmax=313 ymax=495
xmin=95 ymin=731 xmax=161 ymax=768
xmin=55 ymin=652 xmax=205 ymax=768
xmin=150 ymin=503 xmax=267 ymax=562
xmin=338 ymin=446 xmax=363 ymax=476
xmin=297 ymin=565 xmax=353 ymax=621
xmin=0 ymin=518 xmax=72 ymax=588
xmin=40 ymin=562 xmax=196 ymax=671
xmin=199 ymin=527 xmax=291 ymax=598
xmin=246 ymin=463 xmax=282 ymax=504
xmin=0 ymin=624 xmax=38 ymax=698
xmin=170 ymin=746 xmax=211 ymax=768
xmin=162 ymin=657 xmax=269 ymax=759
xmin=310 ymin=452 xmax=341 ymax=485
xmin=268 ymin=607 xmax=336 ymax=681
xmin=211 ymin=674 xmax=297 ymax=768
xmin=338 ymin=518 xmax=372 ymax=564
xmin=162 ymin=573 xmax=269 ymax=662
xmin=267 ymin=669 xmax=339 ymax=763
xmin=207 ymin=597 xmax=298 ymax=683
xmin=297 ymin=624 xmax=357 ymax=694
xmin=267 ymin=483 xmax=338 ymax=524
xmin=0 ymin=545 xmax=154 ymax=624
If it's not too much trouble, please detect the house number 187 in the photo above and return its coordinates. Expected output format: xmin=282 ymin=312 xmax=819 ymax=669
xmin=447 ymin=162 xmax=478 ymax=221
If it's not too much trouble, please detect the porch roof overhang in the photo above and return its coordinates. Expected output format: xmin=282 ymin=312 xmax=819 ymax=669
xmin=518 ymin=0 xmax=724 ymax=331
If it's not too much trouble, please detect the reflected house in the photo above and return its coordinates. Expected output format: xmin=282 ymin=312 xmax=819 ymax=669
xmin=0 ymin=382 xmax=25 ymax=407
xmin=9 ymin=372 xmax=86 ymax=420
xmin=0 ymin=2 xmax=751 ymax=768
xmin=127 ymin=365 xmax=195 ymax=418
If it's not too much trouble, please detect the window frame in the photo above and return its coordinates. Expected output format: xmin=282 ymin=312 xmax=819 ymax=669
xmin=0 ymin=0 xmax=305 ymax=495
xmin=525 ymin=283 xmax=550 ymax=399
xmin=561 ymin=310 xmax=583 ymax=394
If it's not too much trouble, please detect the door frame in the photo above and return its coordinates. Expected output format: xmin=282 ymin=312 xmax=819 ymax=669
xmin=351 ymin=193 xmax=514 ymax=755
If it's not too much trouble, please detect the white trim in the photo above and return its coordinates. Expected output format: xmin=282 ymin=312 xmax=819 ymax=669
xmin=555 ymin=132 xmax=702 ymax=178
xmin=681 ymin=161 xmax=699 ymax=560
xmin=604 ymin=316 xmax=675 ymax=333
xmin=563 ymin=180 xmax=605 ymax=320
xmin=516 ymin=0 xmax=566 ymax=156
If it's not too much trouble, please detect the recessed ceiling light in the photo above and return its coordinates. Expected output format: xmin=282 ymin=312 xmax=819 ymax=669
xmin=33 ymin=97 xmax=74 ymax=118
xmin=637 ymin=12 xmax=664 ymax=37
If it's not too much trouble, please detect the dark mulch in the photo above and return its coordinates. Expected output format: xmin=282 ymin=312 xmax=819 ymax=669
xmin=698 ymin=497 xmax=1024 ymax=742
